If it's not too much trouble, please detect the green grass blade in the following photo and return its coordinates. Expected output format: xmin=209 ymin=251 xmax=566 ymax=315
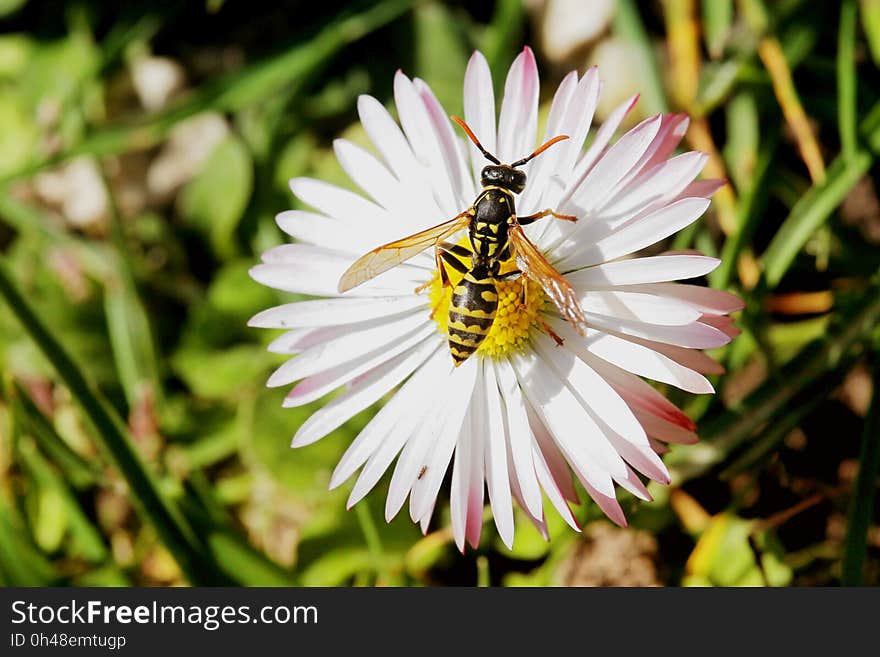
xmin=0 ymin=261 xmax=226 ymax=584
xmin=761 ymin=150 xmax=872 ymax=287
xmin=838 ymin=0 xmax=858 ymax=160
xmin=762 ymin=102 xmax=880 ymax=287
xmin=841 ymin=361 xmax=880 ymax=585
xmin=101 ymin=170 xmax=161 ymax=409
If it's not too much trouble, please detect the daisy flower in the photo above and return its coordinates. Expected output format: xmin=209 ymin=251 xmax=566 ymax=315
xmin=249 ymin=47 xmax=742 ymax=551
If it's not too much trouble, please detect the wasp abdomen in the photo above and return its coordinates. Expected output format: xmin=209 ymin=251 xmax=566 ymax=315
xmin=447 ymin=270 xmax=498 ymax=366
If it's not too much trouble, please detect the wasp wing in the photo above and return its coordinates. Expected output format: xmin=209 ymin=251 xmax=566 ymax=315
xmin=508 ymin=220 xmax=589 ymax=335
xmin=337 ymin=213 xmax=471 ymax=293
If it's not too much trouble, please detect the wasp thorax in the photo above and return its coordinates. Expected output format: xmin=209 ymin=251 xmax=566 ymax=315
xmin=480 ymin=165 xmax=527 ymax=194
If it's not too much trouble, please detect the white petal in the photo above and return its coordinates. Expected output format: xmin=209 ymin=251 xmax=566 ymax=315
xmin=290 ymin=177 xmax=390 ymax=228
xmin=598 ymin=151 xmax=708 ymax=226
xmin=330 ymin=347 xmax=448 ymax=489
xmin=250 ymin=296 xmax=426 ymax=329
xmin=250 ymin=244 xmax=425 ymax=297
xmin=552 ymin=68 xmax=601 ymax=188
xmin=266 ymin=327 xmax=339 ymax=354
xmin=415 ymin=79 xmax=475 ymax=206
xmin=482 ymin=362 xmax=514 ymax=549
xmin=292 ymin=340 xmax=438 ymax=448
xmin=614 ymin=463 xmax=652 ymax=501
xmin=394 ymin=71 xmax=459 ymax=216
xmin=494 ymin=359 xmax=543 ymax=518
xmin=582 ymin=479 xmax=627 ymax=527
xmin=348 ymin=407 xmax=433 ymax=510
xmin=266 ymin=311 xmax=428 ymax=387
xmin=283 ymin=326 xmax=438 ymax=407
xmin=419 ymin=500 xmax=435 ymax=534
xmin=511 ymin=350 xmax=619 ymax=496
xmin=385 ymin=397 xmax=447 ymax=521
xmin=635 ymin=408 xmax=700 ymax=444
xmin=580 ymin=290 xmax=704 ymax=326
xmin=409 ymin=357 xmax=479 ymax=522
xmin=450 ymin=406 xmax=474 ymax=552
xmin=275 ymin=211 xmax=366 ymax=254
xmin=463 ymin=51 xmax=497 ymax=185
xmin=531 ymin=440 xmax=580 ymax=531
xmin=578 ymin=326 xmax=713 ymax=394
xmin=532 ymin=331 xmax=647 ymax=453
xmin=497 ymin=47 xmax=539 ymax=163
xmin=566 ymin=254 xmax=719 ymax=288
xmin=333 ymin=139 xmax=406 ymax=216
xmin=525 ymin=397 xmax=579 ymax=503
xmin=558 ymin=197 xmax=710 ymax=270
xmin=643 ymin=113 xmax=690 ymax=170
xmin=558 ymin=93 xmax=638 ymax=212
xmin=464 ymin=367 xmax=487 ymax=549
xmin=566 ymin=114 xmax=662 ymax=216
xmin=605 ymin=431 xmax=670 ymax=484
xmin=342 ymin=349 xmax=450 ymax=504
xmin=624 ymin=282 xmax=745 ymax=315
xmin=585 ymin=314 xmax=731 ymax=349
xmin=587 ymin=356 xmax=697 ymax=430
xmin=357 ymin=94 xmax=422 ymax=186
xmin=519 ymin=68 xmax=584 ymax=215
xmin=635 ymin=339 xmax=726 ymax=375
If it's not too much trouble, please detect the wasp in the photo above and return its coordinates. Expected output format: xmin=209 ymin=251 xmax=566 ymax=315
xmin=338 ymin=116 xmax=589 ymax=366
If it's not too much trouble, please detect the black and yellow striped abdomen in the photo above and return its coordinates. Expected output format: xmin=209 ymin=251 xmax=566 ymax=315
xmin=447 ymin=267 xmax=498 ymax=366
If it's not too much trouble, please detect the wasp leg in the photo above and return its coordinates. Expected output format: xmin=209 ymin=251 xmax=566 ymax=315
xmin=416 ymin=242 xmax=470 ymax=293
xmin=537 ymin=317 xmax=565 ymax=346
xmin=518 ymin=208 xmax=578 ymax=225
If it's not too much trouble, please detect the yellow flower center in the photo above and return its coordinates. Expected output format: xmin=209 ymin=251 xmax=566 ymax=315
xmin=426 ymin=252 xmax=546 ymax=359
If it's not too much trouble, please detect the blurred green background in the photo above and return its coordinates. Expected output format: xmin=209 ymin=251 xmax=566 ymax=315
xmin=0 ymin=0 xmax=879 ymax=587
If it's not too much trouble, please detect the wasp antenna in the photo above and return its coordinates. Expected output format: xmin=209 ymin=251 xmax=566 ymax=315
xmin=510 ymin=134 xmax=570 ymax=168
xmin=450 ymin=116 xmax=501 ymax=165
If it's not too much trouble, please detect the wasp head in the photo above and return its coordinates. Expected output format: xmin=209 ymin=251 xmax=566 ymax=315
xmin=480 ymin=165 xmax=527 ymax=194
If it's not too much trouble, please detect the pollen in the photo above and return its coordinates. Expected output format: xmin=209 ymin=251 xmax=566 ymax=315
xmin=426 ymin=257 xmax=545 ymax=359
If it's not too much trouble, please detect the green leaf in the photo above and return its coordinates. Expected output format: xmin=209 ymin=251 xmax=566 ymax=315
xmin=180 ymin=135 xmax=253 ymax=258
